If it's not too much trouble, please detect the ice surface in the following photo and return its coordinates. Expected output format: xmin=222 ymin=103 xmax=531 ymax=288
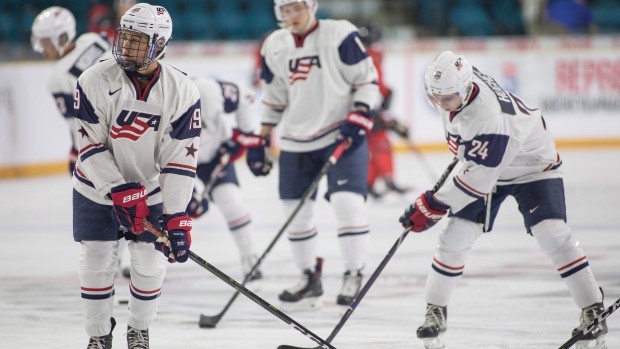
xmin=0 ymin=149 xmax=618 ymax=348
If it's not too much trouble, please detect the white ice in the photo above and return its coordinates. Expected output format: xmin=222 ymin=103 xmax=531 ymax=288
xmin=0 ymin=149 xmax=618 ymax=349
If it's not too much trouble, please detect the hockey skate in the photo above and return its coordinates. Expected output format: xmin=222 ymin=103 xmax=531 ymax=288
xmin=279 ymin=258 xmax=323 ymax=312
xmin=336 ymin=269 xmax=363 ymax=306
xmin=86 ymin=317 xmax=115 ymax=349
xmin=417 ymin=304 xmax=447 ymax=349
xmin=367 ymin=185 xmax=384 ymax=199
xmin=127 ymin=326 xmax=149 ymax=349
xmin=572 ymin=302 xmax=608 ymax=349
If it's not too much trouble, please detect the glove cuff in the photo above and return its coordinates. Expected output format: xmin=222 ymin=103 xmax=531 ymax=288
xmin=232 ymin=129 xmax=266 ymax=148
xmin=423 ymin=191 xmax=450 ymax=213
xmin=163 ymin=213 xmax=192 ymax=232
xmin=110 ymin=183 xmax=147 ymax=207
xmin=346 ymin=111 xmax=374 ymax=132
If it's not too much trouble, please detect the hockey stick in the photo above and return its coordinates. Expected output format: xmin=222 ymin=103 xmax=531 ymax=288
xmin=277 ymin=156 xmax=459 ymax=349
xmin=201 ymin=153 xmax=230 ymax=200
xmin=198 ymin=141 xmax=349 ymax=328
xmin=558 ymin=296 xmax=620 ymax=349
xmin=404 ymin=141 xmax=438 ymax=184
xmin=142 ymin=220 xmax=337 ymax=349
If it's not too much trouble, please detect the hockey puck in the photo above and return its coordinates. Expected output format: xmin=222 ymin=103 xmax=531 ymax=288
xmin=118 ymin=299 xmax=129 ymax=304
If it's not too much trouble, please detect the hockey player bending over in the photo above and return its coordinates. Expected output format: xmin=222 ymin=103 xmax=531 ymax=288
xmin=247 ymin=0 xmax=379 ymax=311
xmin=187 ymin=77 xmax=264 ymax=282
xmin=399 ymin=51 xmax=607 ymax=349
xmin=72 ymin=4 xmax=201 ymax=348
xmin=31 ymin=7 xmax=134 ymax=279
xmin=31 ymin=6 xmax=110 ymax=174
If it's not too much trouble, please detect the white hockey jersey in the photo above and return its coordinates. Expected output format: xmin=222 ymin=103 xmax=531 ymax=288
xmin=434 ymin=67 xmax=562 ymax=214
xmin=191 ymin=77 xmax=257 ymax=164
xmin=47 ymin=32 xmax=111 ymax=148
xmin=72 ymin=59 xmax=202 ymax=215
xmin=260 ymin=19 xmax=379 ymax=152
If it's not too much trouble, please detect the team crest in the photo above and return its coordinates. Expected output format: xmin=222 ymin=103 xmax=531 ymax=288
xmin=434 ymin=70 xmax=442 ymax=80
xmin=455 ymin=58 xmax=463 ymax=71
xmin=110 ymin=110 xmax=161 ymax=140
xmin=156 ymin=7 xmax=166 ymax=15
xmin=289 ymin=55 xmax=321 ymax=85
xmin=132 ymin=7 xmax=141 ymax=13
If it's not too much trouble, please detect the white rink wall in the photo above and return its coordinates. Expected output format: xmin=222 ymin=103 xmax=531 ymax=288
xmin=1 ymin=36 xmax=619 ymax=171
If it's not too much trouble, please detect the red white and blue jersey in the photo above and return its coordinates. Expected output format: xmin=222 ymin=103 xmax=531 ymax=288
xmin=73 ymin=59 xmax=202 ymax=215
xmin=260 ymin=19 xmax=379 ymax=152
xmin=435 ymin=67 xmax=562 ymax=214
xmin=47 ymin=33 xmax=110 ymax=148
xmin=192 ymin=77 xmax=256 ymax=164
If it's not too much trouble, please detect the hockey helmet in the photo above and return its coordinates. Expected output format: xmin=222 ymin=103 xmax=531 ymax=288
xmin=112 ymin=3 xmax=173 ymax=72
xmin=274 ymin=0 xmax=318 ymax=27
xmin=425 ymin=50 xmax=473 ymax=108
xmin=31 ymin=6 xmax=76 ymax=57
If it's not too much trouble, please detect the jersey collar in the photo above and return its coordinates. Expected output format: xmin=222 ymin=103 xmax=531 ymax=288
xmin=125 ymin=63 xmax=161 ymax=102
xmin=292 ymin=20 xmax=319 ymax=48
xmin=449 ymin=82 xmax=480 ymax=122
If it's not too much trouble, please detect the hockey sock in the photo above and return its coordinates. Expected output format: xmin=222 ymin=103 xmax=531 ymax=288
xmin=79 ymin=241 xmax=118 ymax=337
xmin=127 ymin=241 xmax=166 ymax=330
xmin=283 ymin=199 xmax=318 ymax=271
xmin=212 ymin=183 xmax=254 ymax=257
xmin=531 ymin=219 xmax=602 ymax=309
xmin=331 ymin=192 xmax=369 ymax=271
xmin=425 ymin=218 xmax=482 ymax=306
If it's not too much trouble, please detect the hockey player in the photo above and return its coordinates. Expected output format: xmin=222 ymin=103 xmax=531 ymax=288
xmin=399 ymin=51 xmax=607 ymax=349
xmin=186 ymin=77 xmax=264 ymax=281
xmin=358 ymin=24 xmax=411 ymax=199
xmin=31 ymin=6 xmax=110 ymax=174
xmin=247 ymin=0 xmax=379 ymax=311
xmin=72 ymin=4 xmax=200 ymax=349
xmin=30 ymin=7 xmax=134 ymax=279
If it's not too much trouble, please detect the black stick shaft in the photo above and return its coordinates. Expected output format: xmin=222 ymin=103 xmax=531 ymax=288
xmin=558 ymin=297 xmax=619 ymax=349
xmin=198 ymin=142 xmax=348 ymax=327
xmin=142 ymin=221 xmax=337 ymax=349
xmin=278 ymin=157 xmax=459 ymax=349
xmin=201 ymin=154 xmax=229 ymax=200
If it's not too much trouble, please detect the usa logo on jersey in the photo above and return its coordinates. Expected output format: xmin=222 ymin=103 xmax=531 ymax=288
xmin=289 ymin=55 xmax=321 ymax=85
xmin=110 ymin=110 xmax=161 ymax=140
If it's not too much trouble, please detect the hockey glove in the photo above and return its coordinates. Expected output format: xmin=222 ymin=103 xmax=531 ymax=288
xmin=110 ymin=182 xmax=149 ymax=235
xmin=246 ymin=135 xmax=273 ymax=176
xmin=155 ymin=213 xmax=192 ymax=263
xmin=337 ymin=110 xmax=374 ymax=152
xmin=186 ymin=187 xmax=209 ymax=219
xmin=69 ymin=146 xmax=78 ymax=174
xmin=218 ymin=129 xmax=267 ymax=163
xmin=399 ymin=191 xmax=449 ymax=232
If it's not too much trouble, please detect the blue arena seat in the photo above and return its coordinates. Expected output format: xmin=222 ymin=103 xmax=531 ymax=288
xmin=449 ymin=5 xmax=496 ymax=36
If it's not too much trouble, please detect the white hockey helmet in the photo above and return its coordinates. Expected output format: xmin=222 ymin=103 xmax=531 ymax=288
xmin=112 ymin=3 xmax=173 ymax=72
xmin=274 ymin=0 xmax=318 ymax=27
xmin=31 ymin=6 xmax=76 ymax=57
xmin=425 ymin=50 xmax=473 ymax=107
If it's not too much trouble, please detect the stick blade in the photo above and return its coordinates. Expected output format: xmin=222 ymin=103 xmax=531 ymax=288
xmin=198 ymin=313 xmax=221 ymax=328
xmin=277 ymin=345 xmax=322 ymax=349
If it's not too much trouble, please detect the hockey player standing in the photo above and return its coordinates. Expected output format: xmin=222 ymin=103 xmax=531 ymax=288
xmin=399 ymin=51 xmax=607 ymax=349
xmin=187 ymin=77 xmax=264 ymax=281
xmin=31 ymin=6 xmax=110 ymax=174
xmin=72 ymin=4 xmax=200 ymax=348
xmin=247 ymin=0 xmax=379 ymax=311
